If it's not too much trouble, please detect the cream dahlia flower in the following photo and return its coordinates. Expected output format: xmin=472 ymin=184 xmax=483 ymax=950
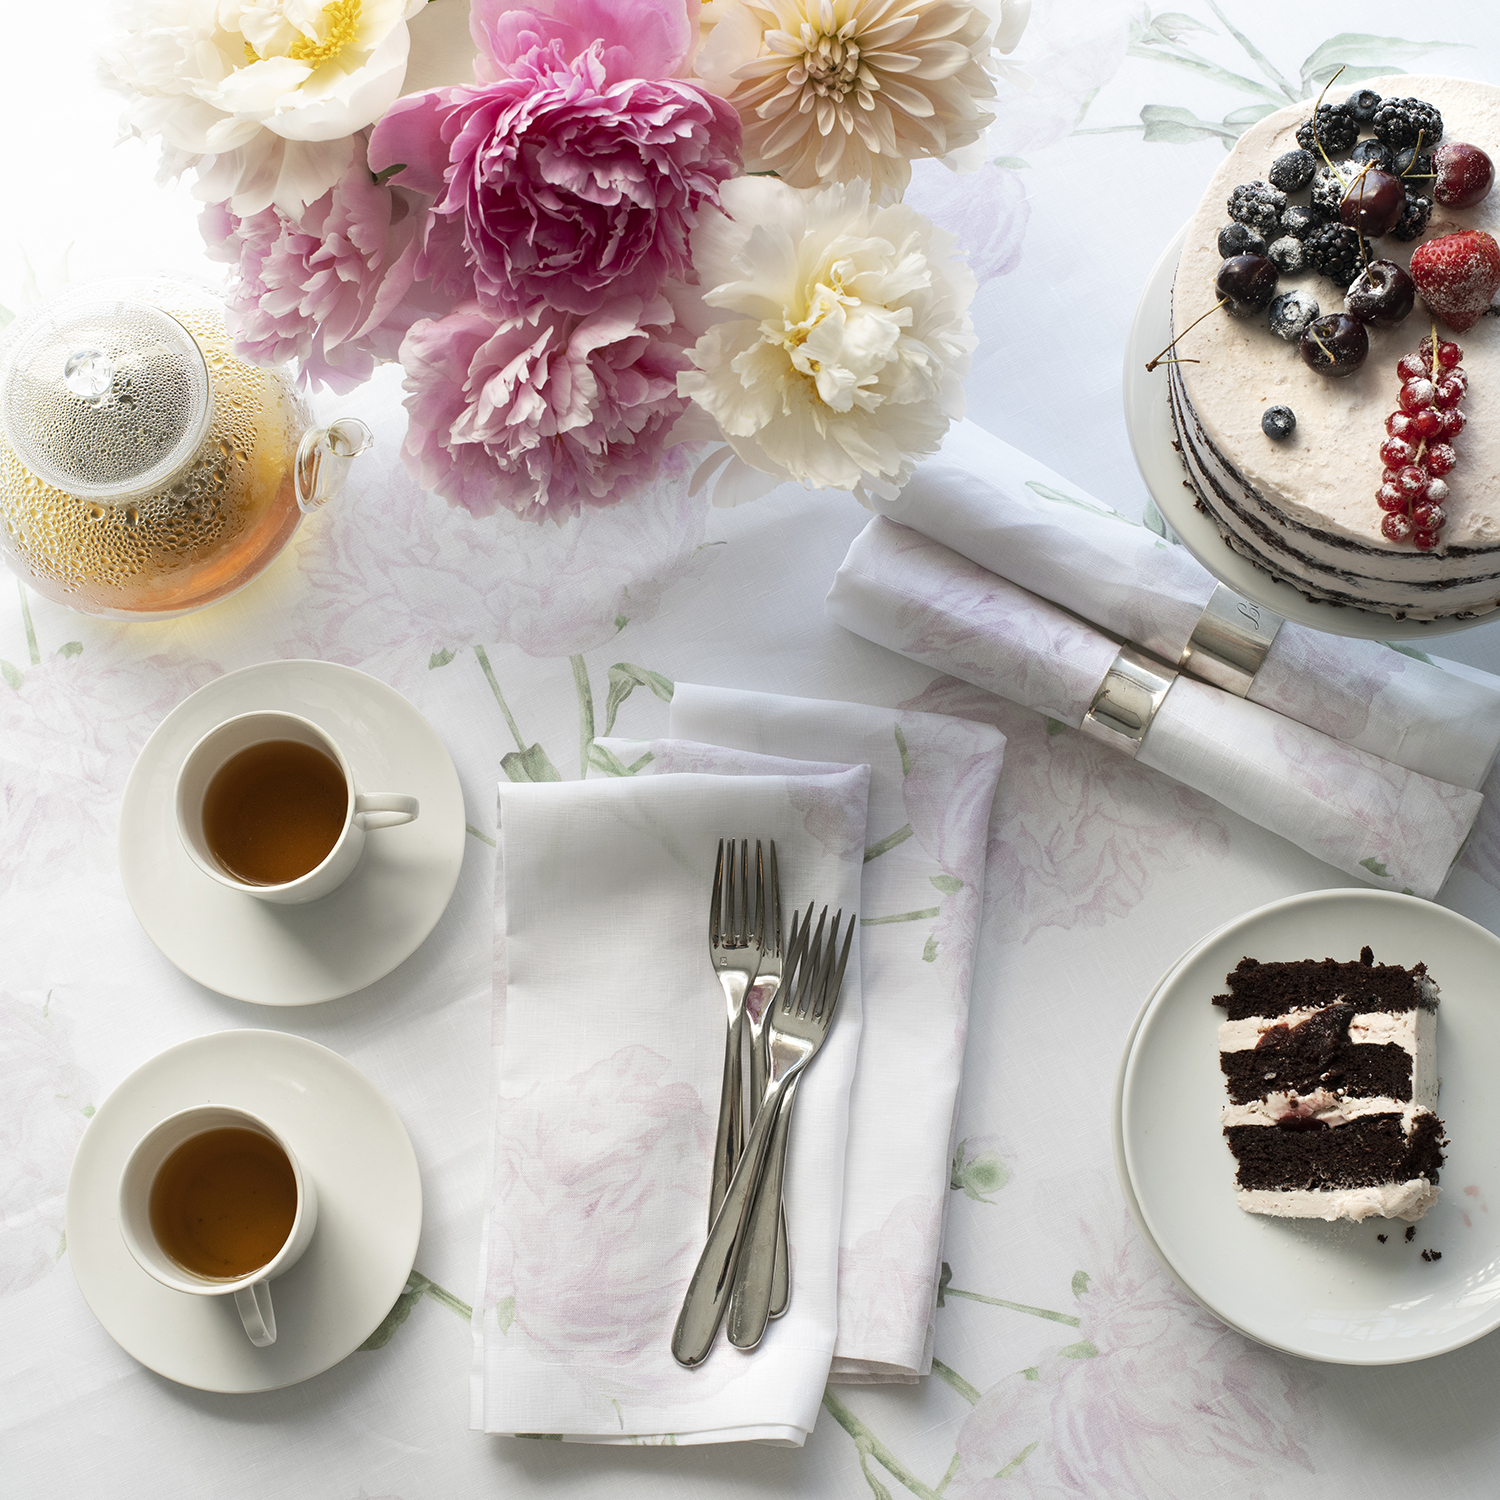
xmin=678 ymin=174 xmax=975 ymax=505
xmin=694 ymin=0 xmax=1024 ymax=201
xmin=105 ymin=0 xmax=427 ymax=215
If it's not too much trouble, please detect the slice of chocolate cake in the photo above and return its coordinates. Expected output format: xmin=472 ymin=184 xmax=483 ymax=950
xmin=1213 ymin=946 xmax=1445 ymax=1223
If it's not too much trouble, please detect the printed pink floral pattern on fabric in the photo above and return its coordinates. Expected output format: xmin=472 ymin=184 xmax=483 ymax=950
xmin=901 ymin=677 xmax=1229 ymax=943
xmin=397 ymin=295 xmax=692 ymax=519
xmin=0 ymin=993 xmax=95 ymax=1297
xmin=835 ymin=1195 xmax=944 ymax=1362
xmin=485 ymin=1045 xmax=711 ymax=1369
xmin=948 ymin=1201 xmax=1319 ymax=1499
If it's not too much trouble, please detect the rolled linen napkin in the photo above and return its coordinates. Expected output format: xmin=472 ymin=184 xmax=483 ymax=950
xmin=472 ymin=768 xmax=868 ymax=1445
xmin=875 ymin=419 xmax=1500 ymax=792
xmin=614 ymin=684 xmax=1005 ymax=1384
xmin=828 ymin=518 xmax=1482 ymax=900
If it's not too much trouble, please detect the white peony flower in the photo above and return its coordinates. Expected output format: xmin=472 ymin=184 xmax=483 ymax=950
xmin=677 ymin=174 xmax=975 ymax=505
xmin=105 ymin=0 xmax=427 ymax=215
xmin=693 ymin=0 xmax=1029 ymax=202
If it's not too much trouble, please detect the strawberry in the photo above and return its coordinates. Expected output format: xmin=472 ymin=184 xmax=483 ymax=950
xmin=1410 ymin=230 xmax=1500 ymax=332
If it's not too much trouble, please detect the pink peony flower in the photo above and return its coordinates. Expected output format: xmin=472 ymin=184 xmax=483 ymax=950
xmin=200 ymin=130 xmax=442 ymax=394
xmin=398 ymin=292 xmax=691 ymax=520
xmin=367 ymin=0 xmax=740 ymax=316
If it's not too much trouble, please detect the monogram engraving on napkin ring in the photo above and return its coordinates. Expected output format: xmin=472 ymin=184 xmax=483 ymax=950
xmin=1177 ymin=583 xmax=1284 ymax=699
xmin=1080 ymin=646 xmax=1177 ymax=759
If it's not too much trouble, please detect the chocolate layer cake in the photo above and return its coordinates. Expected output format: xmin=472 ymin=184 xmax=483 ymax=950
xmin=1214 ymin=947 xmax=1444 ymax=1221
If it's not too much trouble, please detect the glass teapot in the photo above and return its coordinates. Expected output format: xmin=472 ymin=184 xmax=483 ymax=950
xmin=0 ymin=275 xmax=370 ymax=620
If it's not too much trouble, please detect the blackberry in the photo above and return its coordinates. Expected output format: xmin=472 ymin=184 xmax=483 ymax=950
xmin=1267 ymin=235 xmax=1306 ymax=274
xmin=1217 ymin=222 xmax=1266 ymax=258
xmin=1305 ymin=223 xmax=1371 ymax=288
xmin=1269 ymin=149 xmax=1317 ymax=193
xmin=1296 ymin=103 xmax=1358 ymax=156
xmin=1347 ymin=88 xmax=1382 ymax=126
xmin=1279 ymin=204 xmax=1322 ymax=240
xmin=1310 ymin=166 xmax=1352 ymax=219
xmin=1227 ymin=180 xmax=1286 ymax=235
xmin=1348 ymin=139 xmax=1393 ymax=172
xmin=1390 ymin=193 xmax=1432 ymax=243
xmin=1372 ymin=96 xmax=1442 ymax=152
xmin=1393 ymin=145 xmax=1435 ymax=184
xmin=1268 ymin=290 xmax=1320 ymax=342
xmin=1262 ymin=405 xmax=1297 ymax=440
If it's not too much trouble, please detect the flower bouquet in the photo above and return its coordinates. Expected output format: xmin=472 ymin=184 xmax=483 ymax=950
xmin=106 ymin=0 xmax=1029 ymax=522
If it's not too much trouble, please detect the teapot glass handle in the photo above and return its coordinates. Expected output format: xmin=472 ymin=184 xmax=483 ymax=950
xmin=294 ymin=418 xmax=373 ymax=514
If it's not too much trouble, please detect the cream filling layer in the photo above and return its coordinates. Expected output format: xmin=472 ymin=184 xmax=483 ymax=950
xmin=1236 ymin=1179 xmax=1438 ymax=1223
xmin=1221 ymin=1090 xmax=1430 ymax=1133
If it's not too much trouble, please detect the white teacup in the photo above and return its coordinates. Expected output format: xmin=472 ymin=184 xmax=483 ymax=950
xmin=175 ymin=710 xmax=419 ymax=904
xmin=118 ymin=1105 xmax=318 ymax=1348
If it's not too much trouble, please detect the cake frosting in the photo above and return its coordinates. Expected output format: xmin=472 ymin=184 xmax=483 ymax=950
xmin=1213 ymin=950 xmax=1445 ymax=1223
xmin=1170 ymin=75 xmax=1500 ymax=620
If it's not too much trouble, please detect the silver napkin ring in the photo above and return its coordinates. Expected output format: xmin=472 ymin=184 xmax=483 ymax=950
xmin=1177 ymin=583 xmax=1283 ymax=698
xmin=1080 ymin=645 xmax=1177 ymax=758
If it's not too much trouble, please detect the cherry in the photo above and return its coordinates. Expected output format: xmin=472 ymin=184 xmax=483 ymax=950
xmin=1439 ymin=408 xmax=1466 ymax=439
xmin=1377 ymin=484 xmax=1408 ymax=512
xmin=1426 ymin=443 xmax=1457 ymax=476
xmin=1340 ymin=166 xmax=1406 ymax=236
xmin=1396 ymin=465 xmax=1429 ymax=500
xmin=1380 ymin=435 xmax=1415 ymax=467
xmin=1413 ymin=409 xmax=1443 ymax=440
xmin=1215 ymin=254 xmax=1279 ymax=316
xmin=1382 ymin=512 xmax=1415 ymax=543
xmin=1433 ymin=142 xmax=1494 ymax=209
xmin=1300 ymin=313 xmax=1368 ymax=376
xmin=1400 ymin=378 xmax=1436 ymax=412
xmin=1397 ymin=353 xmax=1428 ymax=381
xmin=1345 ymin=260 xmax=1416 ymax=327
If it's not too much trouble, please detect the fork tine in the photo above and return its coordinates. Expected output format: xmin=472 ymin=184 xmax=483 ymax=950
xmin=726 ymin=838 xmax=738 ymax=945
xmin=812 ymin=911 xmax=840 ymax=1018
xmin=710 ymin=839 xmax=724 ymax=946
xmin=829 ymin=911 xmax=856 ymax=1015
xmin=797 ymin=907 xmax=828 ymax=1017
xmin=781 ymin=905 xmax=811 ymax=1010
xmin=769 ymin=841 xmax=781 ymax=958
xmin=753 ymin=840 xmax=765 ymax=951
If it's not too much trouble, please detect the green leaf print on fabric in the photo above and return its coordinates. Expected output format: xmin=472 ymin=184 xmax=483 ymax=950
xmin=894 ymin=723 xmax=912 ymax=775
xmin=1385 ymin=641 xmax=1437 ymax=666
xmin=360 ymin=1271 xmax=472 ymax=1351
xmin=465 ymin=823 xmax=497 ymax=847
xmin=428 ymin=647 xmax=456 ymax=669
xmin=603 ymin=663 xmax=674 ymax=735
xmin=1058 ymin=1339 xmax=1099 ymax=1359
xmin=1024 ymin=479 xmax=1123 ymax=520
xmin=862 ymin=907 xmax=941 ymax=926
xmin=1 ymin=660 xmax=22 ymax=690
xmin=1072 ymin=1270 xmax=1092 ymax=1299
xmin=995 ymin=1441 xmax=1039 ymax=1479
xmin=864 ymin=823 xmax=914 ymax=862
xmin=930 ymin=874 xmax=963 ymax=895
xmin=57 ymin=641 xmax=83 ymax=659
xmin=502 ymin=744 xmax=562 ymax=783
xmin=922 ymin=936 xmax=938 ymax=963
xmin=950 ymin=1140 xmax=1010 ymax=1202
xmin=496 ymin=1296 xmax=515 ymax=1333
xmin=931 ymin=1359 xmax=982 ymax=1406
xmin=1360 ymin=856 xmax=1391 ymax=878
xmin=1298 ymin=33 xmax=1467 ymax=93
xmin=18 ymin=582 xmax=39 ymax=665
xmin=937 ymin=1262 xmax=1081 ymax=1326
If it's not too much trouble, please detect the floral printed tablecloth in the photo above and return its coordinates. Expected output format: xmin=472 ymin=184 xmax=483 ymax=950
xmin=8 ymin=2 xmax=1500 ymax=1496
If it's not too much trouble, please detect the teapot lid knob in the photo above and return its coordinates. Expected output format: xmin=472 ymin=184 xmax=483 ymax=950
xmin=1 ymin=290 xmax=212 ymax=502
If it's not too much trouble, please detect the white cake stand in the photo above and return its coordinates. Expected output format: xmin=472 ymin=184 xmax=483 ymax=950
xmin=1123 ymin=224 xmax=1484 ymax=642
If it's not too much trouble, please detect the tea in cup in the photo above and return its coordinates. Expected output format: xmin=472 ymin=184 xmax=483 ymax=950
xmin=175 ymin=710 xmax=418 ymax=904
xmin=118 ymin=1105 xmax=317 ymax=1347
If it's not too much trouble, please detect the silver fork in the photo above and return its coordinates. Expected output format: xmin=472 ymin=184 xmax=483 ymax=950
xmin=673 ymin=902 xmax=855 ymax=1368
xmin=708 ymin=839 xmax=761 ymax=1227
xmin=736 ymin=840 xmax=790 ymax=1325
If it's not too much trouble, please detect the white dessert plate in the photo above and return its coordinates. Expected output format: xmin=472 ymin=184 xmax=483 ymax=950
xmin=66 ymin=1029 xmax=422 ymax=1393
xmin=1121 ymin=887 xmax=1500 ymax=1365
xmin=119 ymin=659 xmax=465 ymax=1005
xmin=1123 ymin=224 xmax=1477 ymax=641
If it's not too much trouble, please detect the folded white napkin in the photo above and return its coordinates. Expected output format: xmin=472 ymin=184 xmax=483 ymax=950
xmin=877 ymin=420 xmax=1500 ymax=792
xmin=827 ymin=520 xmax=1482 ymax=901
xmin=600 ymin=682 xmax=1006 ymax=1384
xmin=472 ymin=768 xmax=868 ymax=1445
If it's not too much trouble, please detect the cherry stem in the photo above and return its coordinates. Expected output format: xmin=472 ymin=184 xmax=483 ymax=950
xmin=1307 ymin=64 xmax=1348 ymax=176
xmin=1146 ymin=298 xmax=1229 ymax=372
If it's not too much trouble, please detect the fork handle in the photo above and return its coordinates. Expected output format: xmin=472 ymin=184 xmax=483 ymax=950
xmin=709 ymin=1010 xmax=744 ymax=1227
xmin=727 ymin=1073 xmax=799 ymax=1349
xmin=747 ymin=1001 xmax=790 ymax=1316
xmin=673 ymin=1070 xmax=793 ymax=1368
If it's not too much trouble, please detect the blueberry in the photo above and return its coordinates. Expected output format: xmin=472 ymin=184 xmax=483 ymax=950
xmin=1218 ymin=222 xmax=1267 ymax=258
xmin=1347 ymin=89 xmax=1382 ymax=126
xmin=1268 ymin=289 xmax=1320 ymax=342
xmin=1349 ymin=139 xmax=1393 ymax=172
xmin=1279 ymin=204 xmax=1321 ymax=241
xmin=1269 ymin=149 xmax=1317 ymax=193
xmin=1262 ymin=405 xmax=1297 ymax=440
xmin=1267 ymin=235 xmax=1306 ymax=274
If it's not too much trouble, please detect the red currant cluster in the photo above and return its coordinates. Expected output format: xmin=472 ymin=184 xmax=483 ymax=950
xmin=1377 ymin=334 xmax=1467 ymax=548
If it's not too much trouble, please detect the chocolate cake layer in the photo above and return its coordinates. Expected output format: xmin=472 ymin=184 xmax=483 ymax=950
xmin=1213 ymin=953 xmax=1432 ymax=1021
xmin=1219 ymin=1032 xmax=1414 ymax=1107
xmin=1226 ymin=1113 xmax=1445 ymax=1194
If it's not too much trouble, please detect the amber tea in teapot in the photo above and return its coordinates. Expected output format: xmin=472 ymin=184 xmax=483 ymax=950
xmin=0 ymin=277 xmax=368 ymax=620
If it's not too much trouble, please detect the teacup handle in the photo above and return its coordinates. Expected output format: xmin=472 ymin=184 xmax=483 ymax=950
xmin=234 ymin=1281 xmax=277 ymax=1347
xmin=355 ymin=793 xmax=419 ymax=831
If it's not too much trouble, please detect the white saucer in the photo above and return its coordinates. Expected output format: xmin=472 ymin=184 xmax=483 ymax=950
xmin=120 ymin=659 xmax=466 ymax=1004
xmin=1122 ymin=224 xmax=1477 ymax=642
xmin=66 ymin=1029 xmax=422 ymax=1393
xmin=1120 ymin=888 xmax=1500 ymax=1365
